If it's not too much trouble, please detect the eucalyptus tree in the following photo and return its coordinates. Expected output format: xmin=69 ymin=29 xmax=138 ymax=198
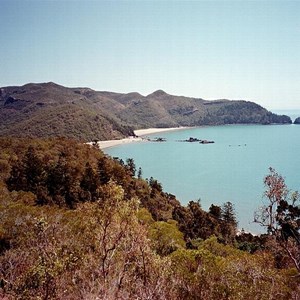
xmin=255 ymin=168 xmax=300 ymax=273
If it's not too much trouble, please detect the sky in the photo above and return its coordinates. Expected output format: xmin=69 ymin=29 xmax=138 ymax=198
xmin=1 ymin=0 xmax=300 ymax=110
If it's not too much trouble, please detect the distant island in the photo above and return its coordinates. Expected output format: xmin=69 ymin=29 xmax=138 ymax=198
xmin=294 ymin=117 xmax=300 ymax=124
xmin=0 ymin=82 xmax=292 ymax=141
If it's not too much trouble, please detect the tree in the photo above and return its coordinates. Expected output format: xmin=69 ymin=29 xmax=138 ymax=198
xmin=6 ymin=146 xmax=45 ymax=193
xmin=126 ymin=158 xmax=136 ymax=177
xmin=221 ymin=202 xmax=238 ymax=244
xmin=23 ymin=146 xmax=45 ymax=193
xmin=46 ymin=153 xmax=81 ymax=207
xmin=149 ymin=220 xmax=186 ymax=256
xmin=80 ymin=162 xmax=99 ymax=201
xmin=97 ymin=156 xmax=111 ymax=185
xmin=148 ymin=177 xmax=163 ymax=195
xmin=255 ymin=168 xmax=300 ymax=273
xmin=209 ymin=204 xmax=222 ymax=220
xmin=221 ymin=201 xmax=237 ymax=225
xmin=137 ymin=167 xmax=143 ymax=179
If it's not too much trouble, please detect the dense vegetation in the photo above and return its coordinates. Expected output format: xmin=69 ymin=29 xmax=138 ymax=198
xmin=0 ymin=82 xmax=291 ymax=141
xmin=0 ymin=83 xmax=134 ymax=141
xmin=0 ymin=137 xmax=299 ymax=299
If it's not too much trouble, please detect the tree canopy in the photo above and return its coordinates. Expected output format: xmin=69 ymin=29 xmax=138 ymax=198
xmin=0 ymin=138 xmax=299 ymax=298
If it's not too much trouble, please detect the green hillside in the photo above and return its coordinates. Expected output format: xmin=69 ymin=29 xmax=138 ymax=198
xmin=0 ymin=83 xmax=133 ymax=141
xmin=0 ymin=137 xmax=299 ymax=299
xmin=0 ymin=82 xmax=292 ymax=141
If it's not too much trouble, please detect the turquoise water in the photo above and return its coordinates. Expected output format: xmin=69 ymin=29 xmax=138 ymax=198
xmin=105 ymin=124 xmax=300 ymax=233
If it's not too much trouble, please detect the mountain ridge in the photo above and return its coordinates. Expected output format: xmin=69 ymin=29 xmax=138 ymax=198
xmin=0 ymin=82 xmax=292 ymax=141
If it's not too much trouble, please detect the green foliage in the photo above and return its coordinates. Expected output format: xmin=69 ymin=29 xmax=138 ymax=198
xmin=125 ymin=158 xmax=136 ymax=177
xmin=149 ymin=220 xmax=186 ymax=255
xmin=221 ymin=201 xmax=237 ymax=225
xmin=168 ymin=236 xmax=297 ymax=299
xmin=137 ymin=208 xmax=154 ymax=225
xmin=1 ymin=137 xmax=182 ymax=220
xmin=0 ymin=83 xmax=291 ymax=142
xmin=0 ymin=138 xmax=299 ymax=299
xmin=172 ymin=200 xmax=237 ymax=244
xmin=209 ymin=204 xmax=222 ymax=219
xmin=255 ymin=168 xmax=300 ymax=273
xmin=235 ymin=231 xmax=263 ymax=253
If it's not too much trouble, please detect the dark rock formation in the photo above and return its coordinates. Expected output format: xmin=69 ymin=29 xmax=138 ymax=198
xmin=294 ymin=117 xmax=300 ymax=124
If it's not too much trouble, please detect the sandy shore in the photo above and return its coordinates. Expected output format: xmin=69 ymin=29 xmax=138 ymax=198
xmin=134 ymin=126 xmax=188 ymax=137
xmin=96 ymin=127 xmax=188 ymax=149
xmin=93 ymin=136 xmax=143 ymax=150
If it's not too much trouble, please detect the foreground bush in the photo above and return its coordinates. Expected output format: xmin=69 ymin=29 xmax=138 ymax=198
xmin=0 ymin=138 xmax=299 ymax=299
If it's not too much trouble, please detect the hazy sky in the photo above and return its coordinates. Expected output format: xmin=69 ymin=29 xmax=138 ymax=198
xmin=1 ymin=0 xmax=300 ymax=109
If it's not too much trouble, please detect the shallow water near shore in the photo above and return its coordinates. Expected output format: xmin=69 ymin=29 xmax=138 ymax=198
xmin=105 ymin=123 xmax=300 ymax=233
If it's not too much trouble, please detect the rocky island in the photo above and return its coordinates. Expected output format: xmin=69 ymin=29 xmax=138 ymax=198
xmin=294 ymin=117 xmax=300 ymax=124
xmin=180 ymin=137 xmax=215 ymax=144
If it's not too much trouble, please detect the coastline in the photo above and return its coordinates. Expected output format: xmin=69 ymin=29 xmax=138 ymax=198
xmin=96 ymin=126 xmax=189 ymax=149
xmin=134 ymin=126 xmax=189 ymax=137
xmin=95 ymin=123 xmax=290 ymax=150
xmin=95 ymin=136 xmax=144 ymax=150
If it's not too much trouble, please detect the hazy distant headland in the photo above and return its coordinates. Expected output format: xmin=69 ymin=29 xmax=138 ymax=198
xmin=0 ymin=82 xmax=292 ymax=141
xmin=294 ymin=116 xmax=300 ymax=124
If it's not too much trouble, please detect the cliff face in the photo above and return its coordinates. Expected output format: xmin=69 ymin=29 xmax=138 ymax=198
xmin=0 ymin=82 xmax=292 ymax=141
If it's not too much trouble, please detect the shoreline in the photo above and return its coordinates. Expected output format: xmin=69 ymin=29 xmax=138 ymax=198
xmin=96 ymin=126 xmax=189 ymax=149
xmin=135 ymin=126 xmax=189 ymax=137
xmin=94 ymin=123 xmax=290 ymax=150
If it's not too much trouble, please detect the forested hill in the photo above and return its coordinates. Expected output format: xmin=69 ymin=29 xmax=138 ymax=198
xmin=0 ymin=137 xmax=299 ymax=298
xmin=0 ymin=82 xmax=292 ymax=141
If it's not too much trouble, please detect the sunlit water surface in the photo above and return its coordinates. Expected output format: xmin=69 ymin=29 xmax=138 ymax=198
xmin=105 ymin=116 xmax=300 ymax=233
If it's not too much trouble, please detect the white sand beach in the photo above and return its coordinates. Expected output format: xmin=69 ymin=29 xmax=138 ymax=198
xmin=93 ymin=136 xmax=143 ymax=150
xmin=96 ymin=127 xmax=188 ymax=149
xmin=134 ymin=126 xmax=188 ymax=136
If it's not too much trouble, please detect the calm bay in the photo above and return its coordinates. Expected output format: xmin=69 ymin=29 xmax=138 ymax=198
xmin=105 ymin=120 xmax=300 ymax=233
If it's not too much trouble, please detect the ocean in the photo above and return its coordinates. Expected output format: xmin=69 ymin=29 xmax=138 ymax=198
xmin=105 ymin=112 xmax=300 ymax=233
